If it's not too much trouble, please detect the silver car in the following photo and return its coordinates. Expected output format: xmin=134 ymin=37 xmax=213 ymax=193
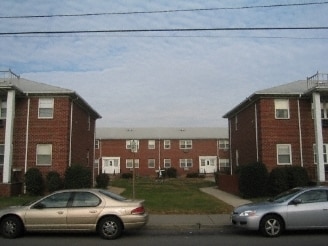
xmin=231 ymin=186 xmax=328 ymax=237
xmin=0 ymin=189 xmax=148 ymax=240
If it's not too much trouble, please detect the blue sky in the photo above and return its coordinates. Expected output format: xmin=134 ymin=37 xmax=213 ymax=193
xmin=1 ymin=0 xmax=328 ymax=127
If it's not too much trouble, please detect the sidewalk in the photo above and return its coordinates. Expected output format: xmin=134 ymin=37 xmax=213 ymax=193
xmin=146 ymin=186 xmax=251 ymax=230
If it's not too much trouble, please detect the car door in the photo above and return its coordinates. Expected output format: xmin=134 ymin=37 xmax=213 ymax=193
xmin=66 ymin=191 xmax=103 ymax=229
xmin=286 ymin=190 xmax=328 ymax=229
xmin=24 ymin=191 xmax=71 ymax=230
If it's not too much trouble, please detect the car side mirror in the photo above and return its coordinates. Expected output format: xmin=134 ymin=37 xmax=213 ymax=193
xmin=290 ymin=198 xmax=302 ymax=205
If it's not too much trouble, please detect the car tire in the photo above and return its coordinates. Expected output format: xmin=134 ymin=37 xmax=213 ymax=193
xmin=0 ymin=216 xmax=24 ymax=239
xmin=97 ymin=216 xmax=123 ymax=240
xmin=259 ymin=215 xmax=284 ymax=237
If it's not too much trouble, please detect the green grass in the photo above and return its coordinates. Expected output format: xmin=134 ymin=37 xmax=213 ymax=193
xmin=111 ymin=177 xmax=233 ymax=214
xmin=0 ymin=178 xmax=233 ymax=214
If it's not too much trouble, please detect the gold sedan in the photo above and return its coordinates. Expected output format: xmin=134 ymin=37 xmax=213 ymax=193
xmin=0 ymin=189 xmax=148 ymax=240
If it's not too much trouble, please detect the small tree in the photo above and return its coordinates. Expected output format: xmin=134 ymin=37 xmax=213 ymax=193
xmin=46 ymin=171 xmax=63 ymax=192
xmin=25 ymin=168 xmax=44 ymax=195
xmin=96 ymin=173 xmax=110 ymax=188
xmin=64 ymin=164 xmax=92 ymax=189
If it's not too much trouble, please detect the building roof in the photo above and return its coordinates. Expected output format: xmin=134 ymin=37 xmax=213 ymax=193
xmin=223 ymin=80 xmax=310 ymax=118
xmin=0 ymin=77 xmax=101 ymax=119
xmin=96 ymin=127 xmax=228 ymax=140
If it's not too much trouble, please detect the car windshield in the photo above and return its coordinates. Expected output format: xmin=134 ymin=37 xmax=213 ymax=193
xmin=272 ymin=188 xmax=303 ymax=203
xmin=99 ymin=190 xmax=127 ymax=201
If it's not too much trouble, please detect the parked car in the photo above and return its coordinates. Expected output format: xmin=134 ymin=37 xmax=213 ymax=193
xmin=231 ymin=186 xmax=328 ymax=237
xmin=0 ymin=189 xmax=148 ymax=239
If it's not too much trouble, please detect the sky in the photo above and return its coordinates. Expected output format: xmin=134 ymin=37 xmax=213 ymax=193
xmin=0 ymin=0 xmax=328 ymax=128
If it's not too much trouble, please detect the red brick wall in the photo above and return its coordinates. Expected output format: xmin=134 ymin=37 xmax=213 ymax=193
xmin=97 ymin=138 xmax=222 ymax=177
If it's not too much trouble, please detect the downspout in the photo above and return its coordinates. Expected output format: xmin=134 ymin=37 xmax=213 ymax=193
xmin=158 ymin=139 xmax=161 ymax=170
xmin=216 ymin=139 xmax=219 ymax=172
xmin=69 ymin=100 xmax=73 ymax=167
xmin=229 ymin=119 xmax=232 ymax=175
xmin=255 ymin=103 xmax=259 ymax=162
xmin=297 ymin=98 xmax=304 ymax=167
xmin=24 ymin=97 xmax=30 ymax=174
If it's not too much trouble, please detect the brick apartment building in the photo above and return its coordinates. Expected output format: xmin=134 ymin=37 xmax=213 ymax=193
xmin=95 ymin=127 xmax=229 ymax=177
xmin=223 ymin=72 xmax=328 ymax=183
xmin=0 ymin=70 xmax=101 ymax=196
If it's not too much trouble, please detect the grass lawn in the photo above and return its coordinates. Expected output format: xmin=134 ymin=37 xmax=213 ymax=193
xmin=0 ymin=177 xmax=233 ymax=214
xmin=111 ymin=177 xmax=233 ymax=214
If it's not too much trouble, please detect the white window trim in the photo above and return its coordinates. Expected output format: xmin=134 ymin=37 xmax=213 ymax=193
xmin=148 ymin=140 xmax=155 ymax=149
xmin=219 ymin=139 xmax=229 ymax=150
xmin=275 ymin=99 xmax=290 ymax=119
xmin=126 ymin=159 xmax=139 ymax=168
xmin=179 ymin=140 xmax=192 ymax=150
xmin=164 ymin=159 xmax=171 ymax=168
xmin=164 ymin=140 xmax=171 ymax=149
xmin=277 ymin=144 xmax=292 ymax=165
xmin=36 ymin=144 xmax=52 ymax=166
xmin=179 ymin=159 xmax=193 ymax=168
xmin=0 ymin=99 xmax=7 ymax=119
xmin=38 ymin=98 xmax=54 ymax=119
xmin=148 ymin=159 xmax=155 ymax=168
xmin=126 ymin=140 xmax=139 ymax=150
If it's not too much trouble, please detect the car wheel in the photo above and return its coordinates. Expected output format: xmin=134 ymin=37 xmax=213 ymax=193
xmin=0 ymin=216 xmax=24 ymax=239
xmin=259 ymin=215 xmax=284 ymax=237
xmin=97 ymin=216 xmax=123 ymax=240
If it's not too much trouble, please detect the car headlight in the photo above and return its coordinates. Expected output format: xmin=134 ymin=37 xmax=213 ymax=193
xmin=239 ymin=210 xmax=256 ymax=217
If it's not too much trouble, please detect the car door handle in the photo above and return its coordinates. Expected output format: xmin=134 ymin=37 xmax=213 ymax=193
xmin=89 ymin=210 xmax=98 ymax=213
xmin=57 ymin=211 xmax=64 ymax=215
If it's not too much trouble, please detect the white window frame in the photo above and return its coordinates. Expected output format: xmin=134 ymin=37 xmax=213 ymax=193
xmin=0 ymin=99 xmax=7 ymax=119
xmin=36 ymin=144 xmax=52 ymax=166
xmin=179 ymin=140 xmax=192 ymax=150
xmin=275 ymin=99 xmax=290 ymax=119
xmin=219 ymin=139 xmax=229 ymax=150
xmin=277 ymin=144 xmax=292 ymax=165
xmin=148 ymin=159 xmax=155 ymax=168
xmin=126 ymin=140 xmax=139 ymax=150
xmin=38 ymin=98 xmax=54 ymax=119
xmin=313 ymin=144 xmax=328 ymax=164
xmin=95 ymin=139 xmax=99 ymax=149
xmin=126 ymin=159 xmax=139 ymax=168
xmin=219 ymin=158 xmax=230 ymax=168
xmin=164 ymin=140 xmax=171 ymax=149
xmin=148 ymin=140 xmax=155 ymax=149
xmin=164 ymin=159 xmax=171 ymax=168
xmin=180 ymin=159 xmax=193 ymax=168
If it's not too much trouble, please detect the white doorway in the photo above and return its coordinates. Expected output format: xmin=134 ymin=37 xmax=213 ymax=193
xmin=102 ymin=157 xmax=120 ymax=174
xmin=199 ymin=156 xmax=217 ymax=174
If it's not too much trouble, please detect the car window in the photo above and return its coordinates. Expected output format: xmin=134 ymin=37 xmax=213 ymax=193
xmin=71 ymin=192 xmax=101 ymax=207
xmin=35 ymin=192 xmax=71 ymax=208
xmin=99 ymin=189 xmax=127 ymax=201
xmin=296 ymin=190 xmax=328 ymax=204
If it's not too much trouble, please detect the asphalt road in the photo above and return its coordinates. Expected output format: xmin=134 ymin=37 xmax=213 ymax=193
xmin=1 ymin=227 xmax=328 ymax=246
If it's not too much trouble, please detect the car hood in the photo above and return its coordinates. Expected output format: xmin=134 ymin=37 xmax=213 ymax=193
xmin=234 ymin=201 xmax=275 ymax=213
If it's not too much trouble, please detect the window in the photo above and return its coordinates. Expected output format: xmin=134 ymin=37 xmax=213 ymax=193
xmin=126 ymin=140 xmax=139 ymax=151
xmin=296 ymin=190 xmax=328 ymax=204
xmin=148 ymin=159 xmax=155 ymax=168
xmin=36 ymin=192 xmax=71 ymax=208
xmin=219 ymin=140 xmax=229 ymax=150
xmin=0 ymin=145 xmax=4 ymax=165
xmin=277 ymin=144 xmax=292 ymax=165
xmin=126 ymin=159 xmax=139 ymax=168
xmin=164 ymin=159 xmax=171 ymax=168
xmin=164 ymin=140 xmax=171 ymax=149
xmin=71 ymin=192 xmax=101 ymax=207
xmin=36 ymin=144 xmax=52 ymax=165
xmin=219 ymin=159 xmax=230 ymax=168
xmin=313 ymin=144 xmax=328 ymax=164
xmin=275 ymin=99 xmax=289 ymax=119
xmin=38 ymin=98 xmax=54 ymax=118
xmin=0 ymin=99 xmax=7 ymax=119
xmin=148 ymin=140 xmax=155 ymax=149
xmin=95 ymin=139 xmax=99 ymax=149
xmin=180 ymin=159 xmax=193 ymax=168
xmin=180 ymin=140 xmax=192 ymax=149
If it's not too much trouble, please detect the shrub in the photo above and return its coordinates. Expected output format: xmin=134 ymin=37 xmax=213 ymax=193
xmin=64 ymin=164 xmax=92 ymax=189
xmin=238 ymin=162 xmax=269 ymax=198
xmin=268 ymin=166 xmax=309 ymax=196
xmin=121 ymin=172 xmax=133 ymax=179
xmin=96 ymin=173 xmax=110 ymax=188
xmin=165 ymin=167 xmax=177 ymax=178
xmin=25 ymin=168 xmax=44 ymax=196
xmin=46 ymin=171 xmax=63 ymax=192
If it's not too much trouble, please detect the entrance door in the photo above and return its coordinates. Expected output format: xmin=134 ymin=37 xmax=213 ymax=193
xmin=102 ymin=157 xmax=120 ymax=174
xmin=199 ymin=156 xmax=217 ymax=174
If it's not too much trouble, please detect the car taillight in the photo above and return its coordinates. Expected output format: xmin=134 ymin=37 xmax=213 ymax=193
xmin=131 ymin=206 xmax=145 ymax=215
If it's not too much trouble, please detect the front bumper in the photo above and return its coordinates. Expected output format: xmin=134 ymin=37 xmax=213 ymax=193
xmin=231 ymin=213 xmax=260 ymax=230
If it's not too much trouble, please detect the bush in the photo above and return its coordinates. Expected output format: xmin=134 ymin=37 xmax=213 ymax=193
xmin=46 ymin=171 xmax=63 ymax=192
xmin=268 ymin=166 xmax=309 ymax=196
xmin=96 ymin=173 xmax=110 ymax=188
xmin=64 ymin=164 xmax=92 ymax=189
xmin=121 ymin=172 xmax=133 ymax=179
xmin=165 ymin=167 xmax=177 ymax=178
xmin=238 ymin=162 xmax=269 ymax=198
xmin=25 ymin=168 xmax=44 ymax=196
